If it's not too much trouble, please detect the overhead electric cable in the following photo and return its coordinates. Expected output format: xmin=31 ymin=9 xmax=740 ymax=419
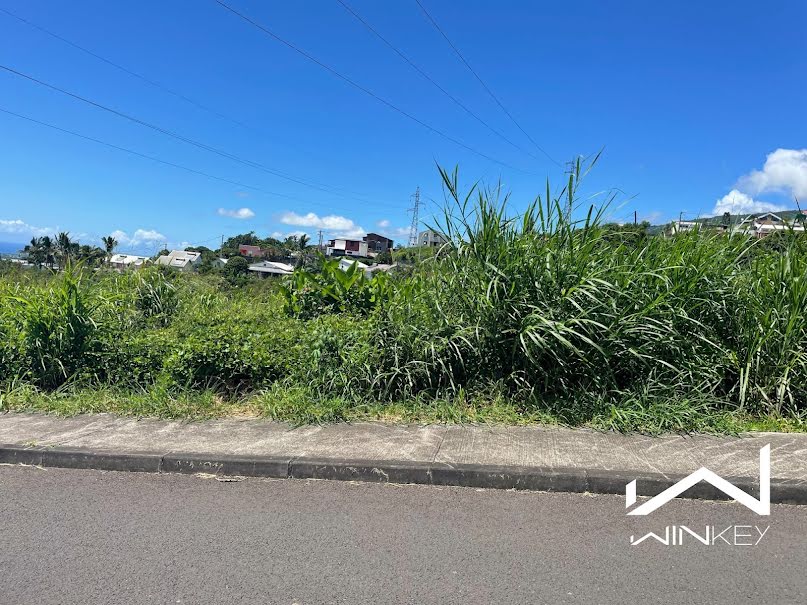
xmin=335 ymin=0 xmax=539 ymax=162
xmin=413 ymin=0 xmax=561 ymax=167
xmin=0 ymin=6 xmax=391 ymax=204
xmin=214 ymin=0 xmax=538 ymax=176
xmin=0 ymin=64 xmax=406 ymax=208
xmin=0 ymin=106 xmax=383 ymax=212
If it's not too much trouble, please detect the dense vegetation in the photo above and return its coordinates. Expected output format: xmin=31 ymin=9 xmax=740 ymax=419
xmin=2 ymin=166 xmax=806 ymax=433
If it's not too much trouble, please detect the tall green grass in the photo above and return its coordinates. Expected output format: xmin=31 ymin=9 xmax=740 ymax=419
xmin=371 ymin=163 xmax=807 ymax=422
xmin=1 ymin=163 xmax=806 ymax=431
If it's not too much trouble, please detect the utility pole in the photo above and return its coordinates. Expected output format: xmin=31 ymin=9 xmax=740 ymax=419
xmin=317 ymin=229 xmax=324 ymax=251
xmin=634 ymin=210 xmax=638 ymax=225
xmin=408 ymin=186 xmax=421 ymax=247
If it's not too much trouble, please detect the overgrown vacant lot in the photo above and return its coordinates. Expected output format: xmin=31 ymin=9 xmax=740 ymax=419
xmin=2 ymin=173 xmax=806 ymax=434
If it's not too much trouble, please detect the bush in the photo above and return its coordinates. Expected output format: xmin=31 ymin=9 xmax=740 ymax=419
xmin=279 ymin=256 xmax=392 ymax=319
xmin=2 ymin=163 xmax=807 ymax=431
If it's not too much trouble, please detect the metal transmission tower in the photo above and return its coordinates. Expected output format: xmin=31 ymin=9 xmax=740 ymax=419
xmin=563 ymin=160 xmax=576 ymax=223
xmin=408 ymin=187 xmax=422 ymax=247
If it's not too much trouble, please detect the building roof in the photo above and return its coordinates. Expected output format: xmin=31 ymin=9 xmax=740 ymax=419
xmin=248 ymin=261 xmax=294 ymax=275
xmin=364 ymin=233 xmax=393 ymax=242
xmin=110 ymin=253 xmax=149 ymax=265
xmin=155 ymin=250 xmax=202 ymax=268
xmin=338 ymin=258 xmax=369 ymax=270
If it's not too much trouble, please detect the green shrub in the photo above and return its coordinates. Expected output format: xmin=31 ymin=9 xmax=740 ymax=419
xmin=2 ymin=264 xmax=100 ymax=388
xmin=280 ymin=256 xmax=392 ymax=318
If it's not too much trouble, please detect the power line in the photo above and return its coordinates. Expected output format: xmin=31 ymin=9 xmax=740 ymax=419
xmin=0 ymin=106 xmax=380 ymax=213
xmin=0 ymin=7 xmax=255 ymax=134
xmin=0 ymin=6 xmax=387 ymax=205
xmin=413 ymin=0 xmax=561 ymax=168
xmin=214 ymin=0 xmax=539 ymax=176
xmin=0 ymin=63 xmax=405 ymax=208
xmin=334 ymin=0 xmax=539 ymax=163
xmin=0 ymin=107 xmax=280 ymax=198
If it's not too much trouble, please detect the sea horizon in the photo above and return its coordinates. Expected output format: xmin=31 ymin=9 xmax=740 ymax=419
xmin=0 ymin=241 xmax=25 ymax=255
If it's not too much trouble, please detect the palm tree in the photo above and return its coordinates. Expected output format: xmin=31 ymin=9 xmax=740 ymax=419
xmin=102 ymin=235 xmax=118 ymax=264
xmin=298 ymin=234 xmax=310 ymax=250
xmin=40 ymin=235 xmax=55 ymax=269
xmin=56 ymin=232 xmax=73 ymax=267
xmin=23 ymin=237 xmax=45 ymax=268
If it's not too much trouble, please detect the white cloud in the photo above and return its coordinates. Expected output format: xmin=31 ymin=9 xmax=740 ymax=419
xmin=738 ymin=149 xmax=807 ymax=199
xmin=279 ymin=211 xmax=365 ymax=238
xmin=217 ymin=207 xmax=255 ymax=219
xmin=387 ymin=226 xmax=412 ymax=238
xmin=712 ymin=189 xmax=787 ymax=216
xmin=376 ymin=219 xmax=391 ymax=228
xmin=0 ymin=219 xmax=54 ymax=237
xmin=111 ymin=228 xmax=166 ymax=247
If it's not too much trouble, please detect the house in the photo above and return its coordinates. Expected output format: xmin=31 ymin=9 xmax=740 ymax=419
xmin=338 ymin=258 xmax=369 ymax=272
xmin=248 ymin=260 xmax=294 ymax=278
xmin=665 ymin=220 xmax=699 ymax=235
xmin=363 ymin=233 xmax=394 ymax=254
xmin=155 ymin=250 xmax=203 ymax=271
xmin=238 ymin=244 xmax=266 ymax=258
xmin=211 ymin=258 xmax=228 ymax=269
xmin=109 ymin=253 xmax=150 ymax=270
xmin=745 ymin=213 xmax=805 ymax=238
xmin=418 ymin=230 xmax=447 ymax=247
xmin=326 ymin=238 xmax=368 ymax=257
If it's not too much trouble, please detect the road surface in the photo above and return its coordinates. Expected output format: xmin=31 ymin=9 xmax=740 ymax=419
xmin=1 ymin=465 xmax=804 ymax=604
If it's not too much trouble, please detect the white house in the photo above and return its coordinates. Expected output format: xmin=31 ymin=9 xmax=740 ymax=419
xmin=109 ymin=253 xmax=150 ymax=270
xmin=418 ymin=230 xmax=447 ymax=247
xmin=338 ymin=258 xmax=369 ymax=272
xmin=326 ymin=238 xmax=368 ymax=257
xmin=748 ymin=213 xmax=806 ymax=238
xmin=155 ymin=250 xmax=203 ymax=271
xmin=212 ymin=258 xmax=229 ymax=269
xmin=248 ymin=260 xmax=294 ymax=278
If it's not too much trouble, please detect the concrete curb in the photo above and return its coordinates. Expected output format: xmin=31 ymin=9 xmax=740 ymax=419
xmin=1 ymin=443 xmax=804 ymax=505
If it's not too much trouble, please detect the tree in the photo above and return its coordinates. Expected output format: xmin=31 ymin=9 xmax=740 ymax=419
xmin=76 ymin=244 xmax=106 ymax=267
xmin=56 ymin=232 xmax=74 ymax=266
xmin=102 ymin=235 xmax=118 ymax=258
xmin=24 ymin=235 xmax=56 ymax=269
xmin=223 ymin=255 xmax=249 ymax=277
xmin=40 ymin=236 xmax=55 ymax=269
xmin=298 ymin=234 xmax=310 ymax=250
xmin=23 ymin=237 xmax=46 ymax=268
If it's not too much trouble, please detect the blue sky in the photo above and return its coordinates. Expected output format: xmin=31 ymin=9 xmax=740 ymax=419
xmin=1 ymin=0 xmax=806 ymax=254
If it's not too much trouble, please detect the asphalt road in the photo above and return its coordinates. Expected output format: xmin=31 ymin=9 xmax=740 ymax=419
xmin=0 ymin=466 xmax=805 ymax=604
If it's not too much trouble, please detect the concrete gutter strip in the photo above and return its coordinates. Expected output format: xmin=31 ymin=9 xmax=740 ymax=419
xmin=1 ymin=413 xmax=805 ymax=503
xmin=1 ymin=441 xmax=805 ymax=505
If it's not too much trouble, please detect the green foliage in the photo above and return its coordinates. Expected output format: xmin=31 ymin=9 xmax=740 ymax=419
xmin=223 ymin=255 xmax=249 ymax=276
xmin=3 ymin=163 xmax=807 ymax=433
xmin=1 ymin=263 xmax=100 ymax=388
xmin=279 ymin=256 xmax=392 ymax=318
xmin=134 ymin=269 xmax=178 ymax=324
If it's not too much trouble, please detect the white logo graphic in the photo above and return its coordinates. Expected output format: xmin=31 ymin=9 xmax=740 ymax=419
xmin=625 ymin=444 xmax=770 ymax=516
